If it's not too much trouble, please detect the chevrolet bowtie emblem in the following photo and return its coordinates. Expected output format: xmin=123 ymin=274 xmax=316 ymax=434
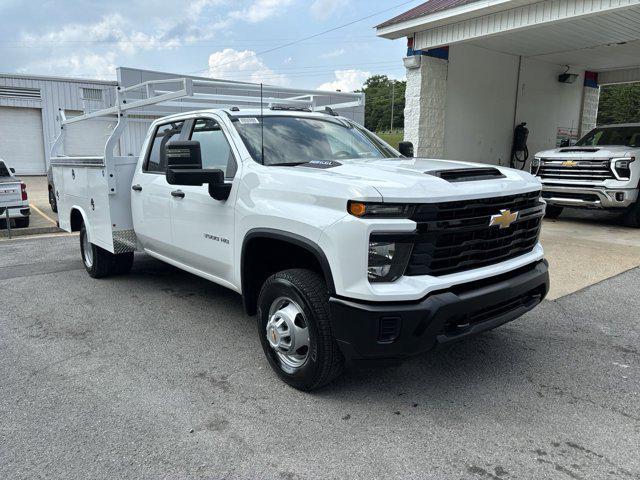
xmin=562 ymin=160 xmax=578 ymax=167
xmin=490 ymin=209 xmax=518 ymax=229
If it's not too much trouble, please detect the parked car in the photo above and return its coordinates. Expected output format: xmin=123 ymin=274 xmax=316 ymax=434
xmin=0 ymin=159 xmax=30 ymax=229
xmin=51 ymin=78 xmax=549 ymax=391
xmin=532 ymin=123 xmax=640 ymax=226
xmin=47 ymin=165 xmax=57 ymax=213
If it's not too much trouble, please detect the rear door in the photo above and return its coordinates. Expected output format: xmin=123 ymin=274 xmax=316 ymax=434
xmin=131 ymin=120 xmax=186 ymax=255
xmin=169 ymin=115 xmax=239 ymax=286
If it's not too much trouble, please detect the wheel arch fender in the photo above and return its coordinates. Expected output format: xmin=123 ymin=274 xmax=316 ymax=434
xmin=69 ymin=206 xmax=91 ymax=239
xmin=241 ymin=228 xmax=336 ymax=316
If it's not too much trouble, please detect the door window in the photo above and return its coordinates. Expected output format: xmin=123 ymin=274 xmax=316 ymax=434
xmin=190 ymin=118 xmax=237 ymax=179
xmin=144 ymin=121 xmax=185 ymax=173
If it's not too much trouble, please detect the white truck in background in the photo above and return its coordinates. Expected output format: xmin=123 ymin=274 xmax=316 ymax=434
xmin=51 ymin=78 xmax=549 ymax=391
xmin=0 ymin=159 xmax=30 ymax=229
xmin=532 ymin=123 xmax=640 ymax=227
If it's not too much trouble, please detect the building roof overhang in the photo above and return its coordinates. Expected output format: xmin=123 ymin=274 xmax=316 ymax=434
xmin=377 ymin=0 xmax=640 ymax=74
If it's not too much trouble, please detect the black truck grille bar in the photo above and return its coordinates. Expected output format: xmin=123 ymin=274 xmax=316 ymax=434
xmin=398 ymin=191 xmax=543 ymax=277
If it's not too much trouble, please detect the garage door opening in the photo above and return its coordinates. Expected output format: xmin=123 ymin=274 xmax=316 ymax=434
xmin=0 ymin=106 xmax=46 ymax=175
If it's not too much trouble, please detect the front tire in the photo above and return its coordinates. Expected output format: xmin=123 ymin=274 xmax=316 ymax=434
xmin=623 ymin=201 xmax=640 ymax=228
xmin=257 ymin=269 xmax=344 ymax=391
xmin=80 ymin=226 xmax=114 ymax=278
xmin=544 ymin=204 xmax=564 ymax=219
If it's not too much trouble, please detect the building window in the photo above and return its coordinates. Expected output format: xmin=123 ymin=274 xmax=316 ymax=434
xmin=81 ymin=88 xmax=103 ymax=101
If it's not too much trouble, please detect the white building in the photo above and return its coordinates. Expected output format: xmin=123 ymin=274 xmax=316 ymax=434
xmin=377 ymin=0 xmax=640 ymax=167
xmin=0 ymin=68 xmax=365 ymax=175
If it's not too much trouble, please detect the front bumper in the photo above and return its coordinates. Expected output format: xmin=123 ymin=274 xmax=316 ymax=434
xmin=542 ymin=184 xmax=637 ymax=208
xmin=329 ymin=260 xmax=549 ymax=361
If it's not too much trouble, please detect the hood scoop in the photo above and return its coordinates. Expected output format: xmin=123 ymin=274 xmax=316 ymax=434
xmin=425 ymin=167 xmax=506 ymax=183
xmin=559 ymin=148 xmax=599 ymax=153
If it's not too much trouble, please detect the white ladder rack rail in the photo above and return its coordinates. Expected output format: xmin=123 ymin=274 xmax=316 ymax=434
xmin=50 ymin=78 xmax=363 ymax=194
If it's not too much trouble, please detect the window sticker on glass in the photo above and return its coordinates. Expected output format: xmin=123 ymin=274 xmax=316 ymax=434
xmin=239 ymin=117 xmax=259 ymax=124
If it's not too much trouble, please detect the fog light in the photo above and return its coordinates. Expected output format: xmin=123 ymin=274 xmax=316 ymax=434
xmin=616 ymin=192 xmax=625 ymax=202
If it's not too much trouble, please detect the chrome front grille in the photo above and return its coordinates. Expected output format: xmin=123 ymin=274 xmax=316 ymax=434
xmin=537 ymin=159 xmax=614 ymax=181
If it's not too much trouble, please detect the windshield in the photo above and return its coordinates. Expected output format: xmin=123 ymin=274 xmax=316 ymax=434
xmin=576 ymin=126 xmax=640 ymax=147
xmin=232 ymin=116 xmax=399 ymax=166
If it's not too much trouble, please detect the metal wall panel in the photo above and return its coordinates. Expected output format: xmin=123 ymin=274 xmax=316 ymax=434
xmin=0 ymin=75 xmax=116 ymax=168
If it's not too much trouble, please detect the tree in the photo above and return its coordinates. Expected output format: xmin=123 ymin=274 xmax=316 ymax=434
xmin=597 ymin=83 xmax=640 ymax=125
xmin=359 ymin=75 xmax=406 ymax=132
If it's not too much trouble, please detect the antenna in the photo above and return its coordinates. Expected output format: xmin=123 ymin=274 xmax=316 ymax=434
xmin=260 ymin=83 xmax=265 ymax=165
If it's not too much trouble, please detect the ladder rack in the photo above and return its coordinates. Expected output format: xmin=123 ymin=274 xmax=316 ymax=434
xmin=50 ymin=77 xmax=364 ymax=195
xmin=59 ymin=77 xmax=364 ymax=126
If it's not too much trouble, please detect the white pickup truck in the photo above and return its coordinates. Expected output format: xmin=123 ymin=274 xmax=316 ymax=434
xmin=0 ymin=159 xmax=30 ymax=229
xmin=51 ymin=78 xmax=549 ymax=390
xmin=532 ymin=123 xmax=640 ymax=227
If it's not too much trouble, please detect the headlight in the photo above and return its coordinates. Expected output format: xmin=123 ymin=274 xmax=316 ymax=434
xmin=348 ymin=201 xmax=414 ymax=218
xmin=530 ymin=157 xmax=541 ymax=174
xmin=368 ymin=241 xmax=412 ymax=282
xmin=612 ymin=157 xmax=635 ymax=180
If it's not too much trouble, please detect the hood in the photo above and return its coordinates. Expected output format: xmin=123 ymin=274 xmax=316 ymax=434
xmin=292 ymin=157 xmax=541 ymax=203
xmin=536 ymin=145 xmax=633 ymax=159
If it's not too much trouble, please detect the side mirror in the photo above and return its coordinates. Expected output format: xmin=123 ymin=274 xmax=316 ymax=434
xmin=398 ymin=141 xmax=414 ymax=158
xmin=559 ymin=139 xmax=571 ymax=148
xmin=165 ymin=141 xmax=231 ymax=200
xmin=9 ymin=167 xmax=15 ymax=174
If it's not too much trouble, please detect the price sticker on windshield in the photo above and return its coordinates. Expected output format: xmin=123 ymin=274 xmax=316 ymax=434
xmin=239 ymin=117 xmax=259 ymax=124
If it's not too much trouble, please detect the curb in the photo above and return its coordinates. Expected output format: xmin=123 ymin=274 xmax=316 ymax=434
xmin=0 ymin=225 xmax=62 ymax=239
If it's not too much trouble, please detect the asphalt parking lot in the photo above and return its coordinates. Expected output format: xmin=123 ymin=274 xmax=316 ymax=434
xmin=0 ymin=234 xmax=638 ymax=479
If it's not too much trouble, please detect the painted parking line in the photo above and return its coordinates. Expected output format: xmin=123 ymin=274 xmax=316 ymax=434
xmin=29 ymin=203 xmax=57 ymax=225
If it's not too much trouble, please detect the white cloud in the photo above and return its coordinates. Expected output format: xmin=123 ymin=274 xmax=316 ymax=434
xmin=20 ymin=12 xmax=225 ymax=55
xmin=229 ymin=0 xmax=294 ymax=23
xmin=207 ymin=48 xmax=289 ymax=86
xmin=318 ymin=69 xmax=369 ymax=92
xmin=320 ymin=48 xmax=345 ymax=59
xmin=311 ymin=0 xmax=342 ymax=20
xmin=18 ymin=52 xmax=118 ymax=80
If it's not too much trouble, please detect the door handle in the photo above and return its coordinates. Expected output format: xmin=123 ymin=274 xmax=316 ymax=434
xmin=131 ymin=184 xmax=142 ymax=192
xmin=171 ymin=190 xmax=185 ymax=198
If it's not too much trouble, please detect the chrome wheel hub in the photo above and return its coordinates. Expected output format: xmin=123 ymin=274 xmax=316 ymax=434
xmin=266 ymin=297 xmax=310 ymax=370
xmin=82 ymin=231 xmax=93 ymax=268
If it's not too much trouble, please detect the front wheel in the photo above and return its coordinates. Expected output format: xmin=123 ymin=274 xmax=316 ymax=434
xmin=544 ymin=204 xmax=564 ymax=219
xmin=257 ymin=269 xmax=344 ymax=391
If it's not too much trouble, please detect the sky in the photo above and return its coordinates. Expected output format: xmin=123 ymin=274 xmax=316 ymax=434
xmin=0 ymin=0 xmax=422 ymax=91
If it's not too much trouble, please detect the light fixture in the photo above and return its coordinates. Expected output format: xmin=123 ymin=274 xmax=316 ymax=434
xmin=558 ymin=66 xmax=578 ymax=84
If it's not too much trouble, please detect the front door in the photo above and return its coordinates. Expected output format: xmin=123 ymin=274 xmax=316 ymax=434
xmin=131 ymin=120 xmax=186 ymax=256
xmin=169 ymin=116 xmax=239 ymax=287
